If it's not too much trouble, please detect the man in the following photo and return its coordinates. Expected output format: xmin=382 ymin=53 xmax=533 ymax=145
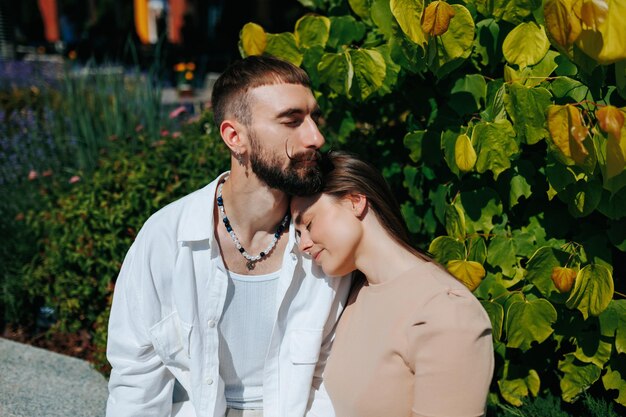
xmin=106 ymin=56 xmax=351 ymax=417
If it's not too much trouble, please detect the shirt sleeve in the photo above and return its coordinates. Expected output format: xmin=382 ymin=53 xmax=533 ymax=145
xmin=407 ymin=288 xmax=494 ymax=417
xmin=305 ymin=273 xmax=353 ymax=417
xmin=106 ymin=237 xmax=175 ymax=417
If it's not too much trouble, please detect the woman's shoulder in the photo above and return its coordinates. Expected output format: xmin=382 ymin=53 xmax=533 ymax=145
xmin=399 ymin=262 xmax=491 ymax=328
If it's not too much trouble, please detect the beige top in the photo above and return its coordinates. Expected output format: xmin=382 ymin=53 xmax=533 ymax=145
xmin=325 ymin=262 xmax=494 ymax=417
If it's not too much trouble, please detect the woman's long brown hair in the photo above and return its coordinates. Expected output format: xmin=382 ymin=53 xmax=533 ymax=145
xmin=319 ymin=151 xmax=431 ymax=263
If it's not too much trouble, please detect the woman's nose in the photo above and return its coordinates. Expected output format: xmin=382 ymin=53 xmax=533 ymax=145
xmin=298 ymin=233 xmax=313 ymax=254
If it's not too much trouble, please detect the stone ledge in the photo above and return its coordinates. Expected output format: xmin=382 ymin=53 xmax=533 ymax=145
xmin=0 ymin=337 xmax=108 ymax=417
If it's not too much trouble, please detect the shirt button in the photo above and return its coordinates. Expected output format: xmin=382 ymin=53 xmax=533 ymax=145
xmin=208 ymin=320 xmax=216 ymax=328
xmin=291 ymin=254 xmax=297 ymax=261
xmin=206 ymin=377 xmax=214 ymax=385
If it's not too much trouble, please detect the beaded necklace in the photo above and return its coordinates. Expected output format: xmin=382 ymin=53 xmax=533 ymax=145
xmin=216 ymin=177 xmax=290 ymax=270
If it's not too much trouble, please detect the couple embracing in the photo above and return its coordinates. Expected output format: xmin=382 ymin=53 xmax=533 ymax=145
xmin=106 ymin=56 xmax=494 ymax=417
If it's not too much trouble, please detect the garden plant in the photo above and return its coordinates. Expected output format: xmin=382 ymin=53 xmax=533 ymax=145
xmin=238 ymin=0 xmax=626 ymax=413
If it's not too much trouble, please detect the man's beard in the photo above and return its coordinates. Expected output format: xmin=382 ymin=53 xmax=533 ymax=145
xmin=249 ymin=131 xmax=323 ymax=196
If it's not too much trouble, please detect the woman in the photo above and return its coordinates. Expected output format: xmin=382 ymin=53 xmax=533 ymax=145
xmin=291 ymin=151 xmax=494 ymax=417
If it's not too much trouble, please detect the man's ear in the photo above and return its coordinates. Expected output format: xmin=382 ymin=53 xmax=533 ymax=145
xmin=347 ymin=193 xmax=367 ymax=218
xmin=220 ymin=119 xmax=246 ymax=155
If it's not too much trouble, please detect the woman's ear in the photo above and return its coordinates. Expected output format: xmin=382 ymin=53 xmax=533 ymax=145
xmin=347 ymin=193 xmax=367 ymax=218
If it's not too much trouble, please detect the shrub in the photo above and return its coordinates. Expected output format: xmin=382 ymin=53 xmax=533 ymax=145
xmin=240 ymin=0 xmax=626 ymax=411
xmin=21 ymin=112 xmax=230 ymax=371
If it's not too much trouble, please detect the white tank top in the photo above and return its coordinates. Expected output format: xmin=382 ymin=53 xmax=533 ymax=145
xmin=218 ymin=268 xmax=280 ymax=410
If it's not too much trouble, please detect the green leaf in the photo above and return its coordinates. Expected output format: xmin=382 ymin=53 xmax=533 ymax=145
xmin=348 ymin=48 xmax=387 ymax=100
xmin=375 ymin=44 xmax=401 ymax=95
xmin=444 ymin=203 xmax=466 ymax=239
xmin=302 ymin=45 xmax=325 ymax=87
xmin=318 ymin=51 xmax=353 ymax=96
xmin=572 ymin=318 xmax=613 ymax=369
xmin=428 ymin=235 xmax=466 ymax=264
xmin=503 ymin=22 xmax=550 ymax=68
xmin=371 ymin=0 xmax=394 ymax=39
xmin=550 ymin=76 xmax=591 ymax=103
xmin=404 ymin=130 xmax=425 ymax=163
xmin=481 ymin=300 xmax=504 ymax=341
xmin=390 ymin=0 xmax=427 ymax=46
xmin=449 ymin=74 xmax=487 ymax=116
xmin=472 ymin=119 xmax=520 ymax=180
xmin=525 ymin=246 xmax=571 ymax=303
xmin=295 ymin=15 xmax=330 ymax=48
xmin=471 ymin=0 xmax=542 ymax=24
xmin=506 ymin=161 xmax=534 ymax=208
xmin=602 ymin=357 xmax=626 ymax=407
xmin=503 ymin=50 xmax=559 ymax=87
xmin=458 ymin=187 xmax=503 ymax=233
xmin=559 ymin=353 xmax=601 ymax=403
xmin=467 ymin=236 xmax=487 ymax=264
xmin=505 ymin=299 xmax=557 ymax=350
xmin=265 ymin=32 xmax=303 ymax=66
xmin=328 ymin=15 xmax=366 ymax=49
xmin=473 ymin=18 xmax=501 ymax=68
xmin=348 ymin=0 xmax=372 ymax=20
xmin=593 ymin=132 xmax=626 ymax=195
xmin=441 ymin=129 xmax=462 ymax=177
xmin=504 ymin=83 xmax=551 ymax=145
xmin=480 ymin=81 xmax=507 ymax=122
xmin=566 ymin=264 xmax=614 ymax=319
xmin=562 ymin=178 xmax=603 ymax=218
xmin=498 ymin=367 xmax=540 ymax=407
xmin=428 ymin=4 xmax=475 ymax=77
xmin=487 ymin=235 xmax=518 ymax=279
xmin=390 ymin=26 xmax=427 ymax=73
xmin=545 ymin=155 xmax=579 ymax=200
xmin=474 ymin=272 xmax=511 ymax=301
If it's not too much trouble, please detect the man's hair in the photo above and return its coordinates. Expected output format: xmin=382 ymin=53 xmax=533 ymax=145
xmin=211 ymin=55 xmax=311 ymax=127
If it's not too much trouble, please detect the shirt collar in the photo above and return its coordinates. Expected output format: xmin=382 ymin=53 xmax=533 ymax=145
xmin=177 ymin=172 xmax=228 ymax=243
xmin=177 ymin=171 xmax=299 ymax=256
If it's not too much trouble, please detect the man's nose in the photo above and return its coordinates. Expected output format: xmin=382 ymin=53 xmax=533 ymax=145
xmin=302 ymin=117 xmax=325 ymax=149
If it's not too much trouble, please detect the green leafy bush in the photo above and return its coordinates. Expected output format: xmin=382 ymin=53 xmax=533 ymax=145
xmin=21 ymin=113 xmax=230 ymax=370
xmin=240 ymin=0 xmax=626 ymax=410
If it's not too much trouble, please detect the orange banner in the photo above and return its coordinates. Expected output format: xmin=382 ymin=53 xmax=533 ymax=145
xmin=38 ymin=0 xmax=60 ymax=43
xmin=134 ymin=0 xmax=150 ymax=44
xmin=168 ymin=0 xmax=186 ymax=45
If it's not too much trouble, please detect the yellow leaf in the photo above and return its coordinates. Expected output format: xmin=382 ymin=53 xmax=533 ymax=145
xmin=391 ymin=0 xmax=428 ymax=46
xmin=606 ymin=134 xmax=626 ymax=178
xmin=421 ymin=1 xmax=456 ymax=37
xmin=576 ymin=0 xmax=626 ymax=64
xmin=447 ymin=260 xmax=486 ymax=291
xmin=544 ymin=0 xmax=582 ymax=50
xmin=596 ymin=105 xmax=625 ymax=139
xmin=551 ymin=266 xmax=577 ymax=293
xmin=454 ymin=133 xmax=477 ymax=172
xmin=503 ymin=22 xmax=551 ymax=68
xmin=240 ymin=22 xmax=267 ymax=56
xmin=579 ymin=0 xmax=609 ymax=30
xmin=547 ymin=104 xmax=590 ymax=165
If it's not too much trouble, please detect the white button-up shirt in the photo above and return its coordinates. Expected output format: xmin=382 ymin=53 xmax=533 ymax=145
xmin=106 ymin=174 xmax=351 ymax=417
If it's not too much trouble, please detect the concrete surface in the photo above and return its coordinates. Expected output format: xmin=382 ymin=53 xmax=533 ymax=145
xmin=0 ymin=337 xmax=108 ymax=417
